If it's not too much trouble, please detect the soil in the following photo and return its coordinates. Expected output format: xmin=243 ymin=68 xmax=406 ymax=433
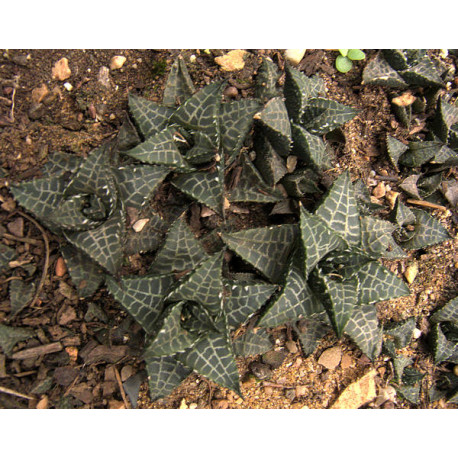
xmin=0 ymin=49 xmax=457 ymax=410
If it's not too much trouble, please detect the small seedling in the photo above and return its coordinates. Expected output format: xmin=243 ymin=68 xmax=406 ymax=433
xmin=336 ymin=49 xmax=366 ymax=73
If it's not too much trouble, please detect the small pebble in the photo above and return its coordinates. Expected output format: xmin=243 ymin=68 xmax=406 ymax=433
xmin=249 ymin=361 xmax=272 ymax=381
xmin=454 ymin=365 xmax=458 ymax=377
xmin=318 ymin=346 xmax=342 ymax=370
xmin=285 ymin=341 xmax=298 ymax=354
xmin=285 ymin=49 xmax=306 ymax=66
xmin=52 ymin=57 xmax=71 ymax=81
xmin=215 ymin=50 xmax=248 ymax=72
xmin=55 ymin=257 xmax=67 ymax=277
xmin=189 ymin=54 xmax=197 ymax=63
xmin=110 ymin=55 xmax=126 ymax=70
xmin=412 ymin=328 xmax=422 ymax=339
xmin=372 ymin=182 xmax=386 ymax=198
xmin=63 ymin=82 xmax=73 ymax=91
xmin=132 ymin=218 xmax=149 ymax=232
xmin=404 ymin=262 xmax=419 ymax=284
xmin=36 ymin=395 xmax=49 ymax=409
xmin=223 ymin=86 xmax=238 ymax=99
xmin=7 ymin=217 xmax=24 ymax=237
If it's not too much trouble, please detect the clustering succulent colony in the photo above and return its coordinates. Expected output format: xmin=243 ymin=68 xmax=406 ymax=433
xmin=6 ymin=54 xmax=455 ymax=403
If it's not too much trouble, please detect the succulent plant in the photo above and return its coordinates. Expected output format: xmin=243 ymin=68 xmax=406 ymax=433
xmin=7 ymin=54 xmax=453 ymax=403
xmin=386 ymin=96 xmax=458 ymax=206
xmin=363 ymin=49 xmax=446 ymax=89
xmin=335 ymin=49 xmax=366 ymax=73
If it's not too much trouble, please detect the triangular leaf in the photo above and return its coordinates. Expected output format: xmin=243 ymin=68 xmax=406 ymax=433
xmin=299 ymin=206 xmax=346 ymax=275
xmin=399 ymin=208 xmax=451 ymax=250
xmin=254 ymin=97 xmax=292 ymax=156
xmin=384 ymin=317 xmax=416 ymax=349
xmin=0 ymin=324 xmax=34 ymax=357
xmin=258 ymin=262 xmax=323 ymax=328
xmin=302 ymin=98 xmax=358 ymax=135
xmin=106 ymin=273 xmax=174 ymax=335
xmin=315 ymin=172 xmax=361 ymax=246
xmin=386 ymin=135 xmax=408 ymax=170
xmin=170 ymin=81 xmax=223 ymax=145
xmin=172 ymin=170 xmax=223 ymax=214
xmin=144 ymin=353 xmax=191 ymax=401
xmin=60 ymin=244 xmax=105 ymax=298
xmin=224 ymin=281 xmax=278 ymax=329
xmin=0 ymin=243 xmax=17 ymax=274
xmin=147 ymin=302 xmax=199 ymax=357
xmin=345 ymin=304 xmax=383 ymax=360
xmin=291 ymin=123 xmax=331 ymax=170
xmin=149 ymin=214 xmax=207 ymax=275
xmin=353 ymin=261 xmax=410 ymax=304
xmin=162 ymin=56 xmax=195 ymax=107
xmin=64 ymin=203 xmax=125 ymax=274
xmin=430 ymin=297 xmax=458 ymax=326
xmin=123 ymin=127 xmax=192 ymax=170
xmin=362 ymin=53 xmax=408 ymax=89
xmin=175 ymin=331 xmax=241 ymax=395
xmin=232 ymin=328 xmax=273 ymax=356
xmin=128 ymin=93 xmax=174 ymax=138
xmin=255 ymin=57 xmax=281 ymax=102
xmin=222 ymin=224 xmax=298 ymax=282
xmin=166 ymin=251 xmax=224 ymax=315
xmin=113 ymin=164 xmax=169 ymax=209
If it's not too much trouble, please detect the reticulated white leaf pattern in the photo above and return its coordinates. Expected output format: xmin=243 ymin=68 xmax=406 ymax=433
xmin=105 ymin=273 xmax=174 ymax=335
xmin=315 ymin=171 xmax=361 ymax=246
xmin=175 ymin=332 xmax=241 ymax=395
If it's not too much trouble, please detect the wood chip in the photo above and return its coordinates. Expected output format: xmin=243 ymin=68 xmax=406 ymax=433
xmin=331 ymin=369 xmax=377 ymax=409
xmin=12 ymin=342 xmax=63 ymax=360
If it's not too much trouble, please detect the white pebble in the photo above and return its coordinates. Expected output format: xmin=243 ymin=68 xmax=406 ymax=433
xmin=63 ymin=82 xmax=73 ymax=91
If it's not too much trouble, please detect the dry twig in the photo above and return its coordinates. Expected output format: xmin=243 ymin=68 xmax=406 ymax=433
xmin=0 ymin=384 xmax=36 ymax=401
xmin=114 ymin=366 xmax=131 ymax=409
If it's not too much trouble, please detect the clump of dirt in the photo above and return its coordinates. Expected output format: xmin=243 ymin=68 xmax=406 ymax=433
xmin=0 ymin=49 xmax=457 ymax=409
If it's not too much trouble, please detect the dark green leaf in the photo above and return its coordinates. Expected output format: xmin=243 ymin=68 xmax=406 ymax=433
xmin=315 ymin=171 xmax=361 ymax=246
xmin=302 ymin=98 xmax=358 ymax=135
xmin=399 ymin=56 xmax=444 ymax=87
xmin=399 ymin=141 xmax=443 ymax=168
xmin=317 ymin=272 xmax=359 ymax=337
xmin=254 ymin=97 xmax=292 ymax=156
xmin=222 ymin=224 xmax=298 ymax=282
xmin=220 ymin=99 xmax=261 ymax=159
xmin=123 ymin=127 xmax=192 ymax=170
xmin=399 ymin=208 xmax=451 ymax=250
xmin=386 ymin=135 xmax=408 ymax=170
xmin=353 ymin=261 xmax=410 ymax=304
xmin=232 ymin=328 xmax=272 ymax=356
xmin=162 ymin=56 xmax=195 ymax=107
xmin=0 ymin=324 xmax=34 ymax=357
xmin=9 ymin=279 xmax=36 ymax=318
xmin=144 ymin=353 xmax=191 ymax=401
xmin=106 ymin=273 xmax=174 ymax=335
xmin=430 ymin=297 xmax=458 ymax=326
xmin=362 ymin=53 xmax=408 ymax=89
xmin=431 ymin=323 xmax=458 ymax=364
xmin=64 ymin=202 xmax=125 ymax=274
xmin=114 ymin=164 xmax=169 ymax=209
xmin=345 ymin=304 xmax=383 ymax=360
xmin=60 ymin=244 xmax=104 ymax=298
xmin=396 ymin=384 xmax=421 ymax=404
xmin=384 ymin=317 xmax=416 ymax=349
xmin=128 ymin=93 xmax=174 ymax=139
xmin=166 ymin=251 xmax=224 ymax=316
xmin=224 ymin=281 xmax=278 ymax=329
xmin=147 ymin=302 xmax=199 ymax=357
xmin=172 ymin=170 xmax=223 ymax=214
xmin=291 ymin=123 xmax=331 ymax=170
xmin=255 ymin=57 xmax=281 ymax=102
xmin=149 ymin=214 xmax=207 ymax=275
xmin=170 ymin=81 xmax=223 ymax=145
xmin=393 ymin=355 xmax=413 ymax=382
xmin=253 ymin=134 xmax=288 ymax=186
xmin=41 ymin=151 xmax=82 ymax=176
xmin=258 ymin=262 xmax=322 ymax=328
xmin=176 ymin=331 xmax=241 ymax=395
